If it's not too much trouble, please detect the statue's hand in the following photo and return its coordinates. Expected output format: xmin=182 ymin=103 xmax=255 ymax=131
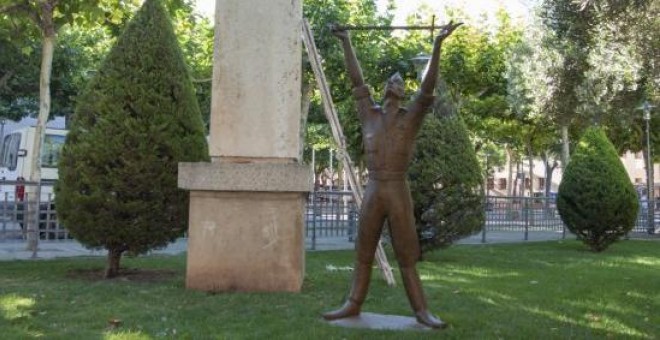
xmin=329 ymin=23 xmax=349 ymax=40
xmin=437 ymin=21 xmax=463 ymax=41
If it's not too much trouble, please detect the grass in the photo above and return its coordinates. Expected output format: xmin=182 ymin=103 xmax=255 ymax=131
xmin=0 ymin=240 xmax=659 ymax=339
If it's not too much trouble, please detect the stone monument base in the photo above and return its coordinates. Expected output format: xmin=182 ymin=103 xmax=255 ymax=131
xmin=179 ymin=161 xmax=311 ymax=292
xmin=325 ymin=312 xmax=437 ymax=331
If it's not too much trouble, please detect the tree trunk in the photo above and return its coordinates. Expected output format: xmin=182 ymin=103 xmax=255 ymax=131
xmin=515 ymin=160 xmax=522 ymax=197
xmin=26 ymin=3 xmax=56 ymax=252
xmin=546 ymin=159 xmax=558 ymax=197
xmin=105 ymin=248 xmax=123 ymax=279
xmin=542 ymin=151 xmax=559 ymax=218
xmin=543 ymin=151 xmax=551 ymax=197
xmin=527 ymin=142 xmax=535 ymax=196
xmin=561 ymin=124 xmax=570 ymax=168
xmin=507 ymin=147 xmax=514 ymax=197
xmin=527 ymin=143 xmax=535 ymax=226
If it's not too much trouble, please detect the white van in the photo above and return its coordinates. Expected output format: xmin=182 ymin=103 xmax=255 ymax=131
xmin=0 ymin=126 xmax=67 ymax=202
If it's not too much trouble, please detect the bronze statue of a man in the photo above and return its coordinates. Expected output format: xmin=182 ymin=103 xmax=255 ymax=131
xmin=322 ymin=22 xmax=462 ymax=329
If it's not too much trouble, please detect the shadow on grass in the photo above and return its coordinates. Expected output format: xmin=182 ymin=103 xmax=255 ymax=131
xmin=401 ymin=240 xmax=659 ymax=338
xmin=0 ymin=240 xmax=657 ymax=339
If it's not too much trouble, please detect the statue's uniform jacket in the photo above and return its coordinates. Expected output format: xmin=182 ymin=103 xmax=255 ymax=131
xmin=353 ymin=84 xmax=435 ymax=267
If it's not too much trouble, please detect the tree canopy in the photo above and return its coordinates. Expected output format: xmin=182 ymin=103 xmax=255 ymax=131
xmin=2 ymin=0 xmax=658 ymax=200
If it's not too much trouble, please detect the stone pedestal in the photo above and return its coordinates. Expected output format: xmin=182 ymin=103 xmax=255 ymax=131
xmin=178 ymin=0 xmax=310 ymax=292
xmin=179 ymin=162 xmax=310 ymax=292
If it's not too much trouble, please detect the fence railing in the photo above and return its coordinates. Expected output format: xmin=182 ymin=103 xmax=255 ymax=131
xmin=0 ymin=180 xmax=68 ymax=242
xmin=1 ymin=183 xmax=656 ymax=248
xmin=481 ymin=196 xmax=566 ymax=241
xmin=305 ymin=191 xmax=359 ymax=249
xmin=305 ymin=191 xmax=658 ymax=248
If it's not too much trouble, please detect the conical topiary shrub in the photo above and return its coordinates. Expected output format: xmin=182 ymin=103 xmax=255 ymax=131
xmin=55 ymin=0 xmax=208 ymax=278
xmin=557 ymin=127 xmax=638 ymax=252
xmin=408 ymin=84 xmax=484 ymax=253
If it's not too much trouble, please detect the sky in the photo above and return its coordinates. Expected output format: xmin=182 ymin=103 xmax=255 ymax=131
xmin=193 ymin=0 xmax=536 ymax=25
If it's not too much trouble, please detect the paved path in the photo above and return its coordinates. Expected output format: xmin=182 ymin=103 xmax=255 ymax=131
xmin=1 ymin=231 xmax=655 ymax=261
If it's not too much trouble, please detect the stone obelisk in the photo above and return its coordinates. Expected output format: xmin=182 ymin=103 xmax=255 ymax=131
xmin=178 ymin=0 xmax=311 ymax=292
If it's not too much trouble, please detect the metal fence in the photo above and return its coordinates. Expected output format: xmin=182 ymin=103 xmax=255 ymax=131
xmin=0 ymin=180 xmax=68 ymax=242
xmin=637 ymin=199 xmax=660 ymax=233
xmin=305 ymin=191 xmax=359 ymax=249
xmin=1 ymin=183 xmax=656 ymax=247
xmin=482 ymin=196 xmax=566 ymax=241
xmin=305 ymin=191 xmax=658 ymax=248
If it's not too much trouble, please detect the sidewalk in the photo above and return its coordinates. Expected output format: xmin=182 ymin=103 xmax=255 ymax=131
xmin=1 ymin=231 xmax=655 ymax=261
xmin=0 ymin=238 xmax=188 ymax=261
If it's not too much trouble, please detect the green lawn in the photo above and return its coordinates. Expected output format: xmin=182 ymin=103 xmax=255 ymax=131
xmin=1 ymin=240 xmax=658 ymax=339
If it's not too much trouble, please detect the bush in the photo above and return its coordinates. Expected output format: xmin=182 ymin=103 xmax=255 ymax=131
xmin=55 ymin=0 xmax=208 ymax=278
xmin=408 ymin=86 xmax=484 ymax=253
xmin=557 ymin=127 xmax=638 ymax=252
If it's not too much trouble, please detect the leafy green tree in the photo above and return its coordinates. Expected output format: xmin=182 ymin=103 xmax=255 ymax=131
xmin=168 ymin=4 xmax=213 ymax=127
xmin=539 ymin=0 xmax=660 ymax=165
xmin=1 ymin=0 xmax=139 ymax=250
xmin=55 ymin=0 xmax=208 ymax=278
xmin=557 ymin=127 xmax=638 ymax=252
xmin=0 ymin=25 xmax=113 ymax=120
xmin=408 ymin=81 xmax=484 ymax=252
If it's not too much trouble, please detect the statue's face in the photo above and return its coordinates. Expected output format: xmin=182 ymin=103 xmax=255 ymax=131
xmin=384 ymin=73 xmax=405 ymax=101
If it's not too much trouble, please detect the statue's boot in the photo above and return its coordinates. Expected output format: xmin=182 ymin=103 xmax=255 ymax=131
xmin=400 ymin=266 xmax=447 ymax=329
xmin=322 ymin=263 xmax=371 ymax=320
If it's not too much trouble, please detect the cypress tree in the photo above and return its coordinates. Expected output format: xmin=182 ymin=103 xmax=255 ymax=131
xmin=557 ymin=127 xmax=638 ymax=252
xmin=408 ymin=83 xmax=484 ymax=253
xmin=55 ymin=0 xmax=208 ymax=278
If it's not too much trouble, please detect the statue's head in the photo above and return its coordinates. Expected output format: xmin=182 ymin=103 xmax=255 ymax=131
xmin=384 ymin=72 xmax=405 ymax=101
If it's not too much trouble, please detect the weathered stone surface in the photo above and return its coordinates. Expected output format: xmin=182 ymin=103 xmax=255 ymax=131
xmin=178 ymin=162 xmax=312 ymax=192
xmin=181 ymin=0 xmax=306 ymax=293
xmin=209 ymin=0 xmax=302 ymax=159
xmin=186 ymin=191 xmax=306 ymax=292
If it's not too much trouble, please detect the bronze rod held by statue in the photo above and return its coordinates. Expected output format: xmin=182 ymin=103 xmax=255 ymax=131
xmin=331 ymin=24 xmax=440 ymax=31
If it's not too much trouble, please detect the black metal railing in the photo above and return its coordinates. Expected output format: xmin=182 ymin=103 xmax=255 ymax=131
xmin=2 ymin=183 xmax=655 ymax=248
xmin=0 ymin=180 xmax=69 ymax=242
xmin=304 ymin=191 xmax=657 ymax=248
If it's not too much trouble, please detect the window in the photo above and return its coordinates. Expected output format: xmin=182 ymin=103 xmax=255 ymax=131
xmin=538 ymin=178 xmax=546 ymax=190
xmin=524 ymin=178 xmax=531 ymax=189
xmin=487 ymin=177 xmax=494 ymax=190
xmin=635 ymin=178 xmax=643 ymax=184
xmin=1 ymin=133 xmax=21 ymax=171
xmin=41 ymin=134 xmax=65 ymax=168
xmin=498 ymin=178 xmax=507 ymax=190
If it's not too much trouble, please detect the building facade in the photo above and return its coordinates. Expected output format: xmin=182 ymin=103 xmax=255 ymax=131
xmin=487 ymin=151 xmax=660 ymax=198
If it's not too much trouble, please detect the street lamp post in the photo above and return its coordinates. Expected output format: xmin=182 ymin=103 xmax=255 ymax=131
xmin=638 ymin=101 xmax=655 ymax=234
xmin=411 ymin=54 xmax=431 ymax=82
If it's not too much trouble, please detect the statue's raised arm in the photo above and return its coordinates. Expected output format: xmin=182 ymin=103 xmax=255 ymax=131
xmin=331 ymin=24 xmax=375 ymax=120
xmin=330 ymin=25 xmax=366 ymax=88
xmin=420 ymin=21 xmax=463 ymax=95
